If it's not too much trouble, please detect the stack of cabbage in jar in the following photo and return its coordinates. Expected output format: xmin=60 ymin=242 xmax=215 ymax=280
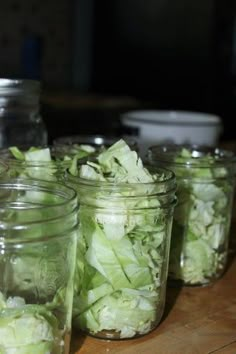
xmin=148 ymin=144 xmax=235 ymax=286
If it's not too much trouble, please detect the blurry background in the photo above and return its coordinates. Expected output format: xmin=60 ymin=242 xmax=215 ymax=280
xmin=0 ymin=0 xmax=236 ymax=143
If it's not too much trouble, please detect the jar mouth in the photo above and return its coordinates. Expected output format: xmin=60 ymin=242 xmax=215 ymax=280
xmin=0 ymin=178 xmax=77 ymax=209
xmin=67 ymin=166 xmax=176 ymax=196
xmin=0 ymin=178 xmax=78 ymax=243
xmin=148 ymin=144 xmax=235 ymax=168
xmin=0 ymin=146 xmax=74 ymax=168
xmin=4 ymin=158 xmax=70 ymax=168
xmin=0 ymin=145 xmax=93 ymax=166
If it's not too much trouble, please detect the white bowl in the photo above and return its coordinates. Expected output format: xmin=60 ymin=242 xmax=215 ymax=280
xmin=121 ymin=110 xmax=223 ymax=156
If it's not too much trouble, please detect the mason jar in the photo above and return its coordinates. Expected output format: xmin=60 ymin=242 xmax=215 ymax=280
xmin=0 ymin=78 xmax=47 ymax=147
xmin=67 ymin=167 xmax=176 ymax=339
xmin=0 ymin=179 xmax=78 ymax=354
xmin=148 ymin=144 xmax=235 ymax=286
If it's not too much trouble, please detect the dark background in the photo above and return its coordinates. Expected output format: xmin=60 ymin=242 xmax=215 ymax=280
xmin=1 ymin=0 xmax=236 ymax=143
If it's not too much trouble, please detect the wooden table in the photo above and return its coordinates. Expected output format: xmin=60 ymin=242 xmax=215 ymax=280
xmin=70 ymin=224 xmax=236 ymax=354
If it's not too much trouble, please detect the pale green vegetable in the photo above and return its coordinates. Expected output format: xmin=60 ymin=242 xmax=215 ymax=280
xmin=0 ymin=292 xmax=63 ymax=354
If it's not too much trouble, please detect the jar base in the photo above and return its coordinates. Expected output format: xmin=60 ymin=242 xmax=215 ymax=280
xmin=83 ymin=325 xmax=159 ymax=341
xmin=167 ymin=273 xmax=225 ymax=288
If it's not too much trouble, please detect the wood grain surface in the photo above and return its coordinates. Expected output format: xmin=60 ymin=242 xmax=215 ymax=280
xmin=70 ymin=214 xmax=236 ymax=354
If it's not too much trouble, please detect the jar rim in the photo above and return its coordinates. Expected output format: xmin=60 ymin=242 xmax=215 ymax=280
xmin=0 ymin=178 xmax=78 ymax=243
xmin=3 ymin=158 xmax=70 ymax=168
xmin=66 ymin=165 xmax=176 ymax=196
xmin=148 ymin=144 xmax=235 ymax=168
xmin=0 ymin=146 xmax=72 ymax=168
xmin=0 ymin=178 xmax=77 ymax=210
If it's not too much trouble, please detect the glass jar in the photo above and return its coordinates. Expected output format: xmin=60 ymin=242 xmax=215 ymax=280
xmin=0 ymin=178 xmax=78 ymax=354
xmin=67 ymin=167 xmax=176 ymax=339
xmin=148 ymin=144 xmax=236 ymax=286
xmin=0 ymin=78 xmax=47 ymax=147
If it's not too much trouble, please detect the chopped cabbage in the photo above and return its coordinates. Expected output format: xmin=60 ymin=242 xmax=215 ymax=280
xmin=0 ymin=292 xmax=64 ymax=354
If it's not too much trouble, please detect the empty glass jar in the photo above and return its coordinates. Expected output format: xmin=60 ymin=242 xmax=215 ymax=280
xmin=0 ymin=78 xmax=47 ymax=147
xmin=0 ymin=179 xmax=78 ymax=354
xmin=148 ymin=144 xmax=235 ymax=286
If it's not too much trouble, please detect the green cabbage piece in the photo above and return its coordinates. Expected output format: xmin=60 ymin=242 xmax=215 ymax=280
xmin=0 ymin=292 xmax=64 ymax=354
